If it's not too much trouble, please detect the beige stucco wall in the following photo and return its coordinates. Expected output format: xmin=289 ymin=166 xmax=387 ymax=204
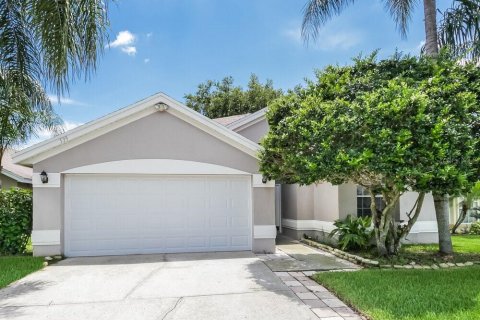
xmin=399 ymin=192 xmax=437 ymax=221
xmin=313 ymin=183 xmax=339 ymax=222
xmin=35 ymin=112 xmax=259 ymax=174
xmin=253 ymin=187 xmax=275 ymax=225
xmin=235 ymin=119 xmax=269 ymax=144
xmin=31 ymin=111 xmax=275 ymax=255
xmin=338 ymin=183 xmax=357 ymax=219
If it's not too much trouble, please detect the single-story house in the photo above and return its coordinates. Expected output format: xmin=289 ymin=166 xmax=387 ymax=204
xmin=13 ymin=92 xmax=439 ymax=257
xmin=13 ymin=93 xmax=276 ymax=257
xmin=1 ymin=149 xmax=32 ymax=189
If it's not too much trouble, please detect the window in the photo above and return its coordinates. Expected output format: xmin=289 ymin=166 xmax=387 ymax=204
xmin=357 ymin=186 xmax=385 ymax=217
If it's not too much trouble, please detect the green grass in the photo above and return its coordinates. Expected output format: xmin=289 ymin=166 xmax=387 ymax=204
xmin=314 ymin=266 xmax=480 ymax=320
xmin=0 ymin=256 xmax=44 ymax=289
xmin=347 ymin=235 xmax=480 ymax=265
xmin=405 ymin=235 xmax=480 ymax=254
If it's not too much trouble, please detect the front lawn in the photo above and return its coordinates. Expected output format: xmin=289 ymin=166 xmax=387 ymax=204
xmin=314 ymin=266 xmax=480 ymax=320
xmin=348 ymin=235 xmax=480 ymax=265
xmin=405 ymin=235 xmax=480 ymax=254
xmin=0 ymin=256 xmax=44 ymax=289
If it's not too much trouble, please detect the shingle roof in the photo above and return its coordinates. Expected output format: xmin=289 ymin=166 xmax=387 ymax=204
xmin=1 ymin=149 xmax=32 ymax=183
xmin=213 ymin=114 xmax=249 ymax=126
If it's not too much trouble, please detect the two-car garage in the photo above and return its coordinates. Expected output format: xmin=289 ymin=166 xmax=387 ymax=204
xmin=16 ymin=93 xmax=276 ymax=257
xmin=64 ymin=174 xmax=252 ymax=257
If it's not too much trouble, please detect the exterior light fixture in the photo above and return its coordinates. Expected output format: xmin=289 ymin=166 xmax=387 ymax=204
xmin=262 ymin=176 xmax=268 ymax=184
xmin=154 ymin=102 xmax=169 ymax=112
xmin=40 ymin=171 xmax=48 ymax=184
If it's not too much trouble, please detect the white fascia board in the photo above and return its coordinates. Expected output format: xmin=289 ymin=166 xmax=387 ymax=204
xmin=13 ymin=93 xmax=261 ymax=166
xmin=1 ymin=169 xmax=32 ymax=184
xmin=227 ymin=108 xmax=267 ymax=131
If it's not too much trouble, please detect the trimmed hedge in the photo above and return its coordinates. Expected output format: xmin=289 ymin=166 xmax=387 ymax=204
xmin=0 ymin=188 xmax=33 ymax=255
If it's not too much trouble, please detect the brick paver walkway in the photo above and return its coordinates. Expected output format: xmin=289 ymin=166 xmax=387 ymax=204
xmin=274 ymin=271 xmax=364 ymax=320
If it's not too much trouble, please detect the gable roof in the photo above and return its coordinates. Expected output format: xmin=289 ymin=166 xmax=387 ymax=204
xmin=1 ymin=149 xmax=32 ymax=183
xmin=13 ymin=93 xmax=261 ymax=166
xmin=227 ymin=108 xmax=266 ymax=131
xmin=213 ymin=114 xmax=249 ymax=126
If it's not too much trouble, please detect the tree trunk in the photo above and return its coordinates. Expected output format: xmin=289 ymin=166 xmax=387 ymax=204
xmin=451 ymin=203 xmax=468 ymax=234
xmin=434 ymin=194 xmax=453 ymax=255
xmin=423 ymin=0 xmax=439 ymax=56
xmin=393 ymin=192 xmax=426 ymax=254
xmin=370 ymin=189 xmax=399 ymax=256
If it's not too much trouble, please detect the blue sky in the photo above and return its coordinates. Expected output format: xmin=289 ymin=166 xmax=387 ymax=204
xmin=46 ymin=0 xmax=451 ymax=138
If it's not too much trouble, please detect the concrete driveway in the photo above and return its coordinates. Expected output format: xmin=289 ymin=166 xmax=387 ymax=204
xmin=0 ymin=252 xmax=319 ymax=320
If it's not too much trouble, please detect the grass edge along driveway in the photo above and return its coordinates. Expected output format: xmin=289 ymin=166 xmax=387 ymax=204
xmin=0 ymin=256 xmax=44 ymax=289
xmin=314 ymin=266 xmax=480 ymax=320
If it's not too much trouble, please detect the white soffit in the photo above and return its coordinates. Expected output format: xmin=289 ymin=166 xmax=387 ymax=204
xmin=13 ymin=93 xmax=261 ymax=166
xmin=227 ymin=108 xmax=267 ymax=131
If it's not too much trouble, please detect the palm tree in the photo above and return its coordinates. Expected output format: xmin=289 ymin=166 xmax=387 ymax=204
xmin=0 ymin=70 xmax=62 ymax=168
xmin=0 ymin=0 xmax=109 ymax=167
xmin=438 ymin=0 xmax=480 ymax=62
xmin=302 ymin=0 xmax=457 ymax=255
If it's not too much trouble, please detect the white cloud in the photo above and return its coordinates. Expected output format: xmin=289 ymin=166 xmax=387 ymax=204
xmin=108 ymin=30 xmax=137 ymax=56
xmin=283 ymin=25 xmax=362 ymax=51
xmin=284 ymin=27 xmax=302 ymax=43
xmin=144 ymin=58 xmax=150 ymax=63
xmin=121 ymin=46 xmax=137 ymax=56
xmin=48 ymin=95 xmax=86 ymax=106
xmin=109 ymin=30 xmax=135 ymax=47
xmin=146 ymin=32 xmax=153 ymax=38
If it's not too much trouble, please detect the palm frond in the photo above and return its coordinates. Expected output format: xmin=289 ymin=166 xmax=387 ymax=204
xmin=438 ymin=0 xmax=480 ymax=62
xmin=0 ymin=68 xmax=62 ymax=152
xmin=30 ymin=0 xmax=109 ymax=94
xmin=0 ymin=0 xmax=42 ymax=89
xmin=384 ymin=0 xmax=419 ymax=38
xmin=302 ymin=0 xmax=355 ymax=43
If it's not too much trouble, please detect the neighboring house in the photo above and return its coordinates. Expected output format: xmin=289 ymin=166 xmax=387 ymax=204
xmin=13 ymin=93 xmax=276 ymax=257
xmin=223 ymin=108 xmax=439 ymax=244
xmin=0 ymin=149 xmax=32 ymax=189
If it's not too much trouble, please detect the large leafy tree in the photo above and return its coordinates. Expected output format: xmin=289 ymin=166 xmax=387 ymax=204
xmin=0 ymin=0 xmax=109 ymax=167
xmin=302 ymin=0 xmax=480 ymax=254
xmin=185 ymin=74 xmax=283 ymax=119
xmin=260 ymin=53 xmax=479 ymax=256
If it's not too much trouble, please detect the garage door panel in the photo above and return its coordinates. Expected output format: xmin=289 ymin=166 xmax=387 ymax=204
xmin=65 ymin=174 xmax=251 ymax=256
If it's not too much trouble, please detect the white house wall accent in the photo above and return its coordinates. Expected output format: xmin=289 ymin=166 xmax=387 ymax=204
xmin=254 ymin=225 xmax=277 ymax=239
xmin=252 ymin=174 xmax=275 ymax=188
xmin=62 ymin=159 xmax=251 ymax=175
xmin=31 ymin=230 xmax=60 ymax=246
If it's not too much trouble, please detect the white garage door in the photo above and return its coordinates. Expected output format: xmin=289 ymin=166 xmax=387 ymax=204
xmin=64 ymin=174 xmax=252 ymax=257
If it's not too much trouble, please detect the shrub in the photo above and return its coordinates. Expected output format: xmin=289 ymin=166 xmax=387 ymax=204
xmin=0 ymin=188 xmax=33 ymax=255
xmin=330 ymin=214 xmax=374 ymax=251
xmin=469 ymin=221 xmax=480 ymax=235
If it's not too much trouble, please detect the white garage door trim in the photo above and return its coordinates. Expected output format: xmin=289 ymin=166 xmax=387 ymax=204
xmin=64 ymin=174 xmax=252 ymax=257
xmin=62 ymin=159 xmax=251 ymax=175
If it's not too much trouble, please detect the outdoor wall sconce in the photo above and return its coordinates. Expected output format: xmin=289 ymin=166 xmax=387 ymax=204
xmin=262 ymin=176 xmax=268 ymax=184
xmin=40 ymin=171 xmax=48 ymax=184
